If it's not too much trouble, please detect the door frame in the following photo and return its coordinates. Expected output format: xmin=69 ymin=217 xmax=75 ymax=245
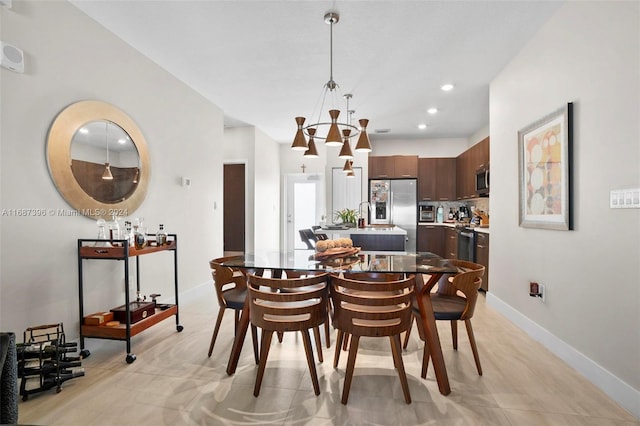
xmin=283 ymin=173 xmax=325 ymax=252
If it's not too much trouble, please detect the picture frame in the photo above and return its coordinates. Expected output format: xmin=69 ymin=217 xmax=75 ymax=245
xmin=518 ymin=103 xmax=573 ymax=230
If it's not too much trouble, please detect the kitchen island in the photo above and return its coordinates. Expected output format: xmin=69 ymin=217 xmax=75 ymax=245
xmin=316 ymin=225 xmax=408 ymax=251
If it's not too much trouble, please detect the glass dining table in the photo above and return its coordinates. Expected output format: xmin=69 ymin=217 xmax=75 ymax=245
xmin=220 ymin=249 xmax=459 ymax=396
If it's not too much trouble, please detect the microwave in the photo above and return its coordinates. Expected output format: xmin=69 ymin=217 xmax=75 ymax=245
xmin=476 ymin=166 xmax=490 ymax=196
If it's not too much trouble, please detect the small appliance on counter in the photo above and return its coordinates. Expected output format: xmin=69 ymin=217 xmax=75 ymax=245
xmin=418 ymin=202 xmax=435 ymax=222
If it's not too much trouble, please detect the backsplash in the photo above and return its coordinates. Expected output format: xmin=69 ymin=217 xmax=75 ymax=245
xmin=422 ymin=198 xmax=490 ymax=221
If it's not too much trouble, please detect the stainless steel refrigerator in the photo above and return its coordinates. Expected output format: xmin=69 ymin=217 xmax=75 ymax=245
xmin=369 ymin=179 xmax=417 ymax=251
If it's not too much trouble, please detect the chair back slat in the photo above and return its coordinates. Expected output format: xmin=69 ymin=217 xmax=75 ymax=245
xmin=330 ymin=274 xmax=415 ymax=338
xmin=247 ymin=273 xmax=328 ymax=332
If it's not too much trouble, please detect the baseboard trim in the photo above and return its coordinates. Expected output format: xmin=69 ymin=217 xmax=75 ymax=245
xmin=177 ymin=279 xmax=213 ymax=306
xmin=486 ymin=293 xmax=640 ymax=420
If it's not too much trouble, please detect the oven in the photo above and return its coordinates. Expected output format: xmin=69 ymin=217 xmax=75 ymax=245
xmin=457 ymin=227 xmax=476 ymax=262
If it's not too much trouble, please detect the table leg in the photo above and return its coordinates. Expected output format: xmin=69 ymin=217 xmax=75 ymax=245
xmin=416 ymin=273 xmax=451 ymax=395
xmin=226 ymin=297 xmax=250 ymax=375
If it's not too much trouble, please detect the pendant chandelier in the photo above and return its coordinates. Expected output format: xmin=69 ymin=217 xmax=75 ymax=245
xmin=102 ymin=121 xmax=114 ymax=180
xmin=291 ymin=11 xmax=372 ymax=157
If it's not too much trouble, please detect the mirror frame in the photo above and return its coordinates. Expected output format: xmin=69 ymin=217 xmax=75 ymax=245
xmin=47 ymin=100 xmax=150 ymax=219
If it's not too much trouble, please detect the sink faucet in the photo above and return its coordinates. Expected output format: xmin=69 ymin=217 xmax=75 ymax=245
xmin=359 ymin=201 xmax=371 ymax=219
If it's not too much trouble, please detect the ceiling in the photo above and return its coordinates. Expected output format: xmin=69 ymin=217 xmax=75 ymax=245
xmin=70 ymin=0 xmax=563 ymax=144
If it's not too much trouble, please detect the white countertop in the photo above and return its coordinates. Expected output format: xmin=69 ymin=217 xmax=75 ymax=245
xmin=317 ymin=225 xmax=408 ymax=236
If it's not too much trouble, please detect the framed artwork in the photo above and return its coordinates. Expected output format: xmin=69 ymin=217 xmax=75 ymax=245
xmin=518 ymin=103 xmax=573 ymax=230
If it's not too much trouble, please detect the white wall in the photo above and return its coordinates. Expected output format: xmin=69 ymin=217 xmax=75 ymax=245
xmin=224 ymin=127 xmax=281 ymax=251
xmin=370 ymin=137 xmax=471 ymax=158
xmin=1 ymin=1 xmax=223 ymax=337
xmin=489 ymin=1 xmax=639 ymax=417
xmin=224 ymin=127 xmax=255 ymax=253
xmin=253 ymin=128 xmax=281 ymax=251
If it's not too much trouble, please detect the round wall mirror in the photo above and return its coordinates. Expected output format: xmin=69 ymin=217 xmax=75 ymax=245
xmin=47 ymin=100 xmax=150 ymax=219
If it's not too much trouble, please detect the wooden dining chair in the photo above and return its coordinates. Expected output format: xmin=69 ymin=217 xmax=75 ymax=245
xmin=208 ymin=257 xmax=259 ymax=364
xmin=413 ymin=260 xmax=485 ymax=377
xmin=329 ymin=273 xmax=415 ymax=404
xmin=336 ymin=272 xmax=404 ymax=351
xmin=247 ymin=272 xmax=329 ymax=397
xmin=283 ymin=270 xmax=331 ymax=354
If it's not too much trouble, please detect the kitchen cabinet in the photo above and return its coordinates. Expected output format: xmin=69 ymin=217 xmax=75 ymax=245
xmin=418 ymin=158 xmax=436 ymax=200
xmin=368 ymin=155 xmax=418 ymax=179
xmin=456 ymin=137 xmax=490 ymax=199
xmin=394 ymin=155 xmax=419 ymax=178
xmin=417 ymin=225 xmax=444 ymax=257
xmin=418 ymin=157 xmax=456 ymax=201
xmin=369 ymin=156 xmax=395 ymax=178
xmin=436 ymin=158 xmax=456 ymax=201
xmin=444 ymin=227 xmax=458 ymax=259
xmin=475 ymin=232 xmax=489 ymax=291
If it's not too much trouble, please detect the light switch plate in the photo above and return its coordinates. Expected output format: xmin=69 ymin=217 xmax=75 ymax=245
xmin=610 ymin=188 xmax=640 ymax=209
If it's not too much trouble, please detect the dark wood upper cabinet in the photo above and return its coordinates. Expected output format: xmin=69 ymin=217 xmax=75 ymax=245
xmin=393 ymin=155 xmax=418 ymax=178
xmin=418 ymin=157 xmax=455 ymax=201
xmin=435 ymin=158 xmax=456 ymax=201
xmin=456 ymin=137 xmax=490 ymax=199
xmin=368 ymin=156 xmax=395 ymax=178
xmin=418 ymin=158 xmax=437 ymax=200
xmin=369 ymin=155 xmax=418 ymax=179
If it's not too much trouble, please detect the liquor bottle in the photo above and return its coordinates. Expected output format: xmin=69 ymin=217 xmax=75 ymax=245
xmin=156 ymin=224 xmax=168 ymax=246
xmin=123 ymin=221 xmax=133 ymax=247
xmin=133 ymin=224 xmax=147 ymax=249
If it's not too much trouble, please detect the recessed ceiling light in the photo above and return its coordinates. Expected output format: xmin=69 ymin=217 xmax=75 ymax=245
xmin=428 ymin=108 xmax=438 ymax=115
xmin=417 ymin=123 xmax=427 ymax=130
xmin=79 ymin=128 xmax=89 ymax=134
xmin=374 ymin=128 xmax=391 ymax=134
xmin=441 ymin=84 xmax=454 ymax=91
xmin=118 ymin=138 xmax=127 ymax=144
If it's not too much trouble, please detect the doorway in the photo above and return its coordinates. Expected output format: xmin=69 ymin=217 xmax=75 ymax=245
xmin=224 ymin=163 xmax=245 ymax=254
xmin=284 ymin=173 xmax=325 ymax=251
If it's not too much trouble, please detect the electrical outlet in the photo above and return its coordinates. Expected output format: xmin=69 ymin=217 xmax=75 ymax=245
xmin=529 ymin=282 xmax=545 ymax=302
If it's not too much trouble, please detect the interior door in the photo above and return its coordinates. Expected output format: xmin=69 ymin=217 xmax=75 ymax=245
xmin=224 ymin=163 xmax=245 ymax=253
xmin=284 ymin=173 xmax=324 ymax=251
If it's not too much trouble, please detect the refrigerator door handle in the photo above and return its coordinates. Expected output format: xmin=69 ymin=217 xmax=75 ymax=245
xmin=389 ymin=192 xmax=394 ymax=224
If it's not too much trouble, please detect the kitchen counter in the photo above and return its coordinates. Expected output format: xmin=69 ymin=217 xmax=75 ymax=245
xmin=418 ymin=222 xmax=490 ymax=233
xmin=318 ymin=225 xmax=407 ymax=236
xmin=317 ymin=225 xmax=407 ymax=251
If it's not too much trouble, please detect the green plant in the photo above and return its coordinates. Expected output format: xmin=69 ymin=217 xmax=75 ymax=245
xmin=334 ymin=208 xmax=358 ymax=224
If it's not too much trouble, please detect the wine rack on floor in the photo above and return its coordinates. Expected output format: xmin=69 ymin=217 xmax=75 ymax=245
xmin=16 ymin=323 xmax=84 ymax=401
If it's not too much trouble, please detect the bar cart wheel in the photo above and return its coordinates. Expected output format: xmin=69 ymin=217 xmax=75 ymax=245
xmin=177 ymin=325 xmax=184 ymax=332
xmin=126 ymin=353 xmax=136 ymax=364
xmin=80 ymin=349 xmax=91 ymax=359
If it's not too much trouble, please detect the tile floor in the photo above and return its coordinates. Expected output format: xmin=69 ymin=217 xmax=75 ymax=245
xmin=17 ymin=290 xmax=639 ymax=425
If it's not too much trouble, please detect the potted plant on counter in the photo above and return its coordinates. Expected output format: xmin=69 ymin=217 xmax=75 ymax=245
xmin=334 ymin=208 xmax=358 ymax=227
